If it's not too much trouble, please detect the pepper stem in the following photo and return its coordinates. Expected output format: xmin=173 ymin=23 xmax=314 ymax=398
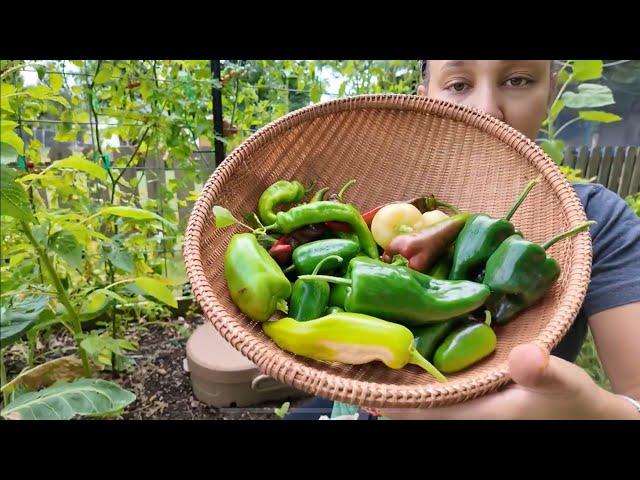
xmin=304 ymin=180 xmax=317 ymax=194
xmin=337 ymin=179 xmax=356 ymax=201
xmin=310 ymin=187 xmax=330 ymax=203
xmin=484 ymin=310 xmax=492 ymax=326
xmin=298 ymin=274 xmax=352 ymax=286
xmin=435 ymin=200 xmax=461 ymax=214
xmin=504 ymin=176 xmax=541 ymax=221
xmin=541 ymin=220 xmax=596 ymax=251
xmin=311 ymin=255 xmax=343 ymax=275
xmin=408 ymin=347 xmax=448 ymax=383
xmin=283 ymin=264 xmax=296 ymax=274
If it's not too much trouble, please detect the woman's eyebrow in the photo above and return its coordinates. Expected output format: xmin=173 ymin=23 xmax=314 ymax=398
xmin=441 ymin=60 xmax=466 ymax=72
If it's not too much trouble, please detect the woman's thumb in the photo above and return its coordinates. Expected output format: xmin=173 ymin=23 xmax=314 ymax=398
xmin=508 ymin=343 xmax=576 ymax=392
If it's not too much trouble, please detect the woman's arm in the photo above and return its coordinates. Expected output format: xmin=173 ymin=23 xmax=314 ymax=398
xmin=589 ymin=302 xmax=640 ymax=412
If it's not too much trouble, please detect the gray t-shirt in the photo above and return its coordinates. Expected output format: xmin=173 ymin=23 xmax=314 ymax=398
xmin=552 ymin=183 xmax=640 ymax=361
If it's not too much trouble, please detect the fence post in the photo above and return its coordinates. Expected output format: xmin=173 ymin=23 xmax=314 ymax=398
xmin=211 ymin=60 xmax=225 ymax=169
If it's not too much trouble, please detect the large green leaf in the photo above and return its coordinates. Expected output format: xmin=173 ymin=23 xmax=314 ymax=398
xmin=562 ymin=83 xmax=615 ymax=109
xmin=540 ymin=139 xmax=565 ymax=165
xmin=49 ymin=230 xmax=84 ymax=269
xmin=578 ymin=110 xmax=622 ymax=123
xmin=98 ymin=206 xmax=175 ymax=228
xmin=79 ymin=290 xmax=114 ymax=321
xmin=49 ymin=73 xmax=63 ymax=93
xmin=50 ymin=154 xmax=108 ymax=182
xmin=0 ymin=296 xmax=52 ymax=348
xmin=0 ymin=166 xmax=35 ymax=223
xmin=0 ymin=378 xmax=136 ymax=420
xmin=1 ymin=129 xmax=24 ymax=155
xmin=108 ymin=245 xmax=134 ymax=273
xmin=571 ymin=60 xmax=603 ymax=82
xmin=134 ymin=277 xmax=178 ymax=308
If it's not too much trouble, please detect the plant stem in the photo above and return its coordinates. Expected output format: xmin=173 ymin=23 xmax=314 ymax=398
xmin=1 ymin=350 xmax=7 ymax=406
xmin=504 ymin=176 xmax=541 ymax=221
xmin=542 ymin=221 xmax=596 ymax=251
xmin=20 ymin=220 xmax=91 ymax=377
xmin=554 ymin=117 xmax=581 ymax=138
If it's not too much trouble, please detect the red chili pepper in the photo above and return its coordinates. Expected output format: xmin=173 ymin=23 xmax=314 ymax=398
xmin=361 ymin=206 xmax=383 ymax=227
xmin=324 ymin=221 xmax=353 ymax=233
xmin=269 ymin=235 xmax=293 ymax=265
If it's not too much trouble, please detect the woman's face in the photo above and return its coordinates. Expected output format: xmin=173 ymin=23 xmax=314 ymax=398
xmin=418 ymin=60 xmax=555 ymax=140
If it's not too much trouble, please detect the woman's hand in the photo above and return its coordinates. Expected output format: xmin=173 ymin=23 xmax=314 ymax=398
xmin=378 ymin=343 xmax=639 ymax=420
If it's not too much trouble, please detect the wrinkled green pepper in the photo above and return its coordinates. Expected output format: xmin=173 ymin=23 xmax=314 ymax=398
xmin=262 ymin=312 xmax=447 ymax=382
xmin=265 ymin=201 xmax=379 ymax=259
xmin=292 ymin=239 xmax=360 ymax=275
xmin=258 ymin=180 xmax=307 ymax=225
xmin=484 ymin=220 xmax=596 ymax=325
xmin=449 ymin=177 xmax=539 ymax=281
xmin=289 ymin=255 xmax=340 ymax=322
xmin=224 ymin=233 xmax=291 ymax=322
xmin=298 ymin=256 xmax=490 ymax=326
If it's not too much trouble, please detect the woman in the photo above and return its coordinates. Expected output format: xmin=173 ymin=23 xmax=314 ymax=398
xmin=285 ymin=60 xmax=640 ymax=420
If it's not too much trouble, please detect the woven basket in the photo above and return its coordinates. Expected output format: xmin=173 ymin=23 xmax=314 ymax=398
xmin=183 ymin=94 xmax=592 ymax=409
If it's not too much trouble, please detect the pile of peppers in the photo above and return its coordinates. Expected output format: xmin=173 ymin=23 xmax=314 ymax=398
xmin=217 ymin=177 xmax=595 ymax=383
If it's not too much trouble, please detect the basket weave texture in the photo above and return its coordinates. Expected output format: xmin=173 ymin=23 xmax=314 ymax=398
xmin=183 ymin=94 xmax=592 ymax=408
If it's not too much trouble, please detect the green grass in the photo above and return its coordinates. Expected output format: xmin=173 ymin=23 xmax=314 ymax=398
xmin=576 ymin=329 xmax=612 ymax=391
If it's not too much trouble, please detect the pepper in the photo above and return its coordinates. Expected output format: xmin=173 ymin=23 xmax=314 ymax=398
xmin=268 ymin=235 xmax=293 ymax=266
xmin=262 ymin=312 xmax=447 ymax=382
xmin=362 ymin=194 xmax=460 ymax=227
xmin=325 ymin=306 xmax=344 ymax=315
xmin=483 ymin=220 xmax=596 ymax=325
xmin=433 ymin=312 xmax=497 ymax=374
xmin=289 ymin=256 xmax=340 ymax=322
xmin=257 ymin=180 xmax=307 ymax=226
xmin=291 ymin=239 xmax=360 ymax=275
xmin=224 ymin=233 xmax=291 ymax=322
xmin=298 ymin=256 xmax=490 ymax=326
xmin=411 ymin=318 xmax=460 ymax=361
xmin=265 ymin=201 xmax=379 ymax=258
xmin=427 ymin=253 xmax=452 ymax=280
xmin=382 ymin=213 xmax=470 ymax=272
xmin=449 ymin=177 xmax=540 ymax=281
xmin=328 ymin=283 xmax=349 ymax=308
xmin=324 ymin=179 xmax=357 ymax=232
xmin=310 ymin=187 xmax=330 ymax=203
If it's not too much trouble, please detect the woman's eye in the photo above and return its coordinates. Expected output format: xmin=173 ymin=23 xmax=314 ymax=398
xmin=447 ymin=82 xmax=469 ymax=93
xmin=505 ymin=77 xmax=531 ymax=88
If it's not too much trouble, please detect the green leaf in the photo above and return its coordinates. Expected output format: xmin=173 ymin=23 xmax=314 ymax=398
xmin=108 ymin=245 xmax=134 ymax=273
xmin=0 ymin=378 xmax=136 ymax=420
xmin=545 ymin=99 xmax=565 ymax=127
xmin=0 ymin=296 xmax=50 ymax=348
xmin=274 ymin=401 xmax=290 ymax=418
xmin=26 ymin=85 xmax=53 ymax=99
xmin=540 ymin=139 xmax=566 ymax=165
xmin=49 ymin=230 xmax=84 ymax=269
xmin=134 ymin=277 xmax=178 ymax=308
xmin=0 ymin=165 xmax=35 ymax=223
xmin=1 ymin=129 xmax=25 ymax=155
xmin=50 ymin=154 xmax=108 ymax=182
xmin=80 ymin=334 xmax=136 ymax=358
xmin=79 ymin=290 xmax=114 ymax=321
xmin=213 ymin=205 xmax=239 ymax=228
xmin=49 ymin=73 xmax=63 ymax=93
xmin=94 ymin=65 xmax=113 ymax=85
xmin=98 ymin=206 xmax=175 ymax=228
xmin=562 ymin=83 xmax=615 ymax=109
xmin=578 ymin=110 xmax=622 ymax=123
xmin=71 ymin=60 xmax=84 ymax=68
xmin=571 ymin=60 xmax=603 ymax=82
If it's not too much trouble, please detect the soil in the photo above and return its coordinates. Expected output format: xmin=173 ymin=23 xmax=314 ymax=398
xmin=3 ymin=314 xmax=311 ymax=420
